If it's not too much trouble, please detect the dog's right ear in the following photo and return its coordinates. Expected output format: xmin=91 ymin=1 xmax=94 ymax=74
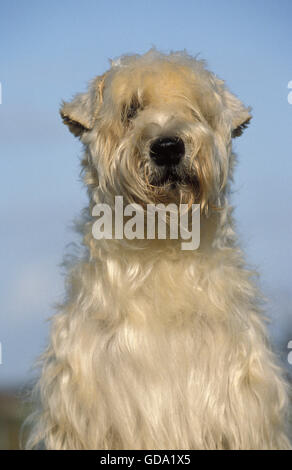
xmin=60 ymin=92 xmax=94 ymax=138
xmin=60 ymin=74 xmax=107 ymax=138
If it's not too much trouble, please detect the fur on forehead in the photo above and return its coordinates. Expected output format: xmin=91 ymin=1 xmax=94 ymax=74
xmin=60 ymin=48 xmax=251 ymax=137
xmin=106 ymin=50 xmax=218 ymax=108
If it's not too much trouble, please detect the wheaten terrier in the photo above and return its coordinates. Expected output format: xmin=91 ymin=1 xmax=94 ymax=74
xmin=27 ymin=49 xmax=291 ymax=449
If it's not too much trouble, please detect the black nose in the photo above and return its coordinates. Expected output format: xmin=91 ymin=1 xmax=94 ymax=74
xmin=150 ymin=137 xmax=185 ymax=166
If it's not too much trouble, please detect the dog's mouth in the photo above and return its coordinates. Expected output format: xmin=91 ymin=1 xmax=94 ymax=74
xmin=151 ymin=170 xmax=179 ymax=188
xmin=146 ymin=166 xmax=201 ymax=205
xmin=150 ymin=167 xmax=199 ymax=189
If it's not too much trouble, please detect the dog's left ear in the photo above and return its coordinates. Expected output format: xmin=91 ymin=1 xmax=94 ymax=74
xmin=223 ymin=89 xmax=252 ymax=138
xmin=60 ymin=74 xmax=106 ymax=138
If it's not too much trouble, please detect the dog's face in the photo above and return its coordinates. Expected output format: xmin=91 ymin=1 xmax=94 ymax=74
xmin=61 ymin=50 xmax=251 ymax=211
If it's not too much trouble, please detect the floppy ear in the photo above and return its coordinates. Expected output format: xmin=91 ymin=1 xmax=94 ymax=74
xmin=60 ymin=74 xmax=106 ymax=138
xmin=60 ymin=92 xmax=94 ymax=137
xmin=223 ymin=89 xmax=252 ymax=138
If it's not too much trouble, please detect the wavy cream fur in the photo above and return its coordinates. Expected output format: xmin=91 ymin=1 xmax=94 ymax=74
xmin=26 ymin=49 xmax=290 ymax=450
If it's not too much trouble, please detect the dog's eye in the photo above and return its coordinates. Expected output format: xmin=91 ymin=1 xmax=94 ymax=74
xmin=121 ymin=97 xmax=141 ymax=124
xmin=127 ymin=104 xmax=139 ymax=120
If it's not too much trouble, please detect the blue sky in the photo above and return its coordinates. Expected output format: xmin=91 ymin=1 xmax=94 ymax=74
xmin=0 ymin=0 xmax=292 ymax=385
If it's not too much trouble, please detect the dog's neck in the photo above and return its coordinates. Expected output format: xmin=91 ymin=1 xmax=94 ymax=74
xmin=83 ymin=202 xmax=235 ymax=264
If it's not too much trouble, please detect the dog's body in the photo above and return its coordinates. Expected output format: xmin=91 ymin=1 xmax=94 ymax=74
xmin=27 ymin=50 xmax=291 ymax=449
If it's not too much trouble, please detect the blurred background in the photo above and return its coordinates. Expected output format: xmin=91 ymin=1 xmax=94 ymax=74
xmin=0 ymin=0 xmax=291 ymax=449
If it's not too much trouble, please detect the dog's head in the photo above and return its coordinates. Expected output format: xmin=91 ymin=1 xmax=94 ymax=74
xmin=61 ymin=49 xmax=251 ymax=211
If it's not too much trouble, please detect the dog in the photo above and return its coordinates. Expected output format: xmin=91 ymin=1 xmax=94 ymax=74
xmin=26 ymin=49 xmax=291 ymax=449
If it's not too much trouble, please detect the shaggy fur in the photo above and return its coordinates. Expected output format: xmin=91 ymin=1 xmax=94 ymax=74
xmin=26 ymin=49 xmax=291 ymax=450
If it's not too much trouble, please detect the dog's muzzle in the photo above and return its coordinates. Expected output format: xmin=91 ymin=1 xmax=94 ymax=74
xmin=150 ymin=137 xmax=185 ymax=167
